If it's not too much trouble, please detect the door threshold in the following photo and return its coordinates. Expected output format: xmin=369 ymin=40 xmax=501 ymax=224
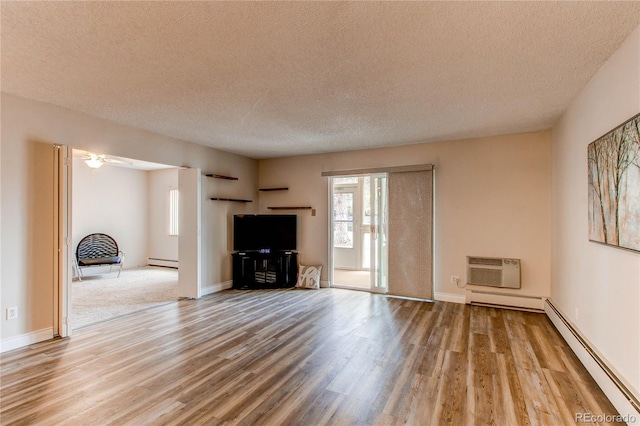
xmin=385 ymin=294 xmax=434 ymax=303
xmin=331 ymin=284 xmax=375 ymax=293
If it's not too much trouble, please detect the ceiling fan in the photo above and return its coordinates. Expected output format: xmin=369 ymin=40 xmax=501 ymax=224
xmin=75 ymin=151 xmax=131 ymax=169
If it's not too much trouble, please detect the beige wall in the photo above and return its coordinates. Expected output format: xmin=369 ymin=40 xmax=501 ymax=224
xmin=0 ymin=93 xmax=257 ymax=347
xmin=201 ymin=174 xmax=259 ymax=288
xmin=148 ymin=168 xmax=179 ymax=264
xmin=1 ymin=124 xmax=55 ymax=344
xmin=259 ymin=131 xmax=552 ymax=299
xmin=73 ymin=158 xmax=150 ymax=270
xmin=551 ymin=25 xmax=640 ymax=395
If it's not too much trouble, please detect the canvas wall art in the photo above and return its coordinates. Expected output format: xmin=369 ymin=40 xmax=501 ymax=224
xmin=588 ymin=113 xmax=640 ymax=253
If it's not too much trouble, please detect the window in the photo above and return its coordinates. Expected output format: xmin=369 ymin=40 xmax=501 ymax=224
xmin=169 ymin=189 xmax=179 ymax=236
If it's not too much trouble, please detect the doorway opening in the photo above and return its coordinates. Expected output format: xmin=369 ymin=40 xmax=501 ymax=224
xmin=55 ymin=146 xmax=202 ymax=337
xmin=70 ymin=149 xmax=182 ymax=329
xmin=330 ymin=174 xmax=388 ymax=293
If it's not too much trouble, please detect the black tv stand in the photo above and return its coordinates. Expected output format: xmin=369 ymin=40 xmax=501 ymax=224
xmin=232 ymin=251 xmax=298 ymax=289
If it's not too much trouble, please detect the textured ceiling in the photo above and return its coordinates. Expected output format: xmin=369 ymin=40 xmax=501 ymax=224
xmin=2 ymin=2 xmax=640 ymax=159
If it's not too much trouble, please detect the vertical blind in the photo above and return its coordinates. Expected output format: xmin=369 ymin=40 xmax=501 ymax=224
xmin=387 ymin=169 xmax=434 ymax=300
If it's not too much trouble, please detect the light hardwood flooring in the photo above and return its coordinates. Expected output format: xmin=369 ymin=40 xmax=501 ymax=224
xmin=1 ymin=288 xmax=618 ymax=425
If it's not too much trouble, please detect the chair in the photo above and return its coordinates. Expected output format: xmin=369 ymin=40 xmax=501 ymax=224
xmin=74 ymin=233 xmax=124 ymax=281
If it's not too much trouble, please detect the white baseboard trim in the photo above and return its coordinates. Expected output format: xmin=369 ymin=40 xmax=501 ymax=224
xmin=434 ymin=292 xmax=466 ymax=304
xmin=148 ymin=258 xmax=179 ymax=268
xmin=202 ymin=280 xmax=233 ymax=296
xmin=1 ymin=327 xmax=54 ymax=353
xmin=545 ymin=299 xmax=640 ymax=421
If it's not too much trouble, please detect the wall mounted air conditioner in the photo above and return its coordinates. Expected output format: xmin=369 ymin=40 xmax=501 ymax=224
xmin=466 ymin=256 xmax=521 ymax=289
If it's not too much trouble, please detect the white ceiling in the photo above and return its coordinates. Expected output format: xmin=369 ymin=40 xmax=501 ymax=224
xmin=2 ymin=2 xmax=640 ymax=159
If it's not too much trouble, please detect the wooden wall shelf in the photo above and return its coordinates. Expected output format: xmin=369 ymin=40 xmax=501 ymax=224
xmin=267 ymin=206 xmax=312 ymax=210
xmin=259 ymin=187 xmax=289 ymax=191
xmin=211 ymin=198 xmax=252 ymax=203
xmin=205 ymin=173 xmax=238 ymax=181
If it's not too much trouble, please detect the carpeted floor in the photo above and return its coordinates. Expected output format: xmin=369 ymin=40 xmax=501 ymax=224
xmin=72 ymin=266 xmax=179 ymax=329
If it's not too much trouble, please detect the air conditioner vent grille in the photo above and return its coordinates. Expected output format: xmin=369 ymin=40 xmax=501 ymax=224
xmin=466 ymin=256 xmax=521 ymax=289
xmin=468 ymin=257 xmax=503 ymax=266
xmin=469 ymin=268 xmax=503 ymax=287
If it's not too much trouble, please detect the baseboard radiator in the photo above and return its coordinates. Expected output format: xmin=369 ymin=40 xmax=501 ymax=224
xmin=545 ymin=299 xmax=640 ymax=416
xmin=148 ymin=258 xmax=179 ymax=268
xmin=466 ymin=289 xmax=545 ymax=312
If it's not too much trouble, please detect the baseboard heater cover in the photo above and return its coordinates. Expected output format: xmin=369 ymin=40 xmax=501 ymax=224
xmin=466 ymin=289 xmax=545 ymax=311
xmin=148 ymin=258 xmax=179 ymax=268
xmin=469 ymin=301 xmax=544 ymax=313
xmin=545 ymin=299 xmax=640 ymax=416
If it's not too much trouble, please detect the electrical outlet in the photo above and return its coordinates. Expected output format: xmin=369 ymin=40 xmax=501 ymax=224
xmin=6 ymin=307 xmax=18 ymax=320
xmin=450 ymin=275 xmax=460 ymax=284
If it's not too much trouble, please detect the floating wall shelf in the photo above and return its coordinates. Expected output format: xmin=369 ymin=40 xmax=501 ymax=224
xmin=205 ymin=173 xmax=238 ymax=181
xmin=267 ymin=206 xmax=312 ymax=210
xmin=211 ymin=198 xmax=253 ymax=203
xmin=259 ymin=187 xmax=289 ymax=191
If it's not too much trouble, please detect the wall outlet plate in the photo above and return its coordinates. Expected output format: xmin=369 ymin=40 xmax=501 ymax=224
xmin=451 ymin=275 xmax=460 ymax=284
xmin=6 ymin=307 xmax=18 ymax=320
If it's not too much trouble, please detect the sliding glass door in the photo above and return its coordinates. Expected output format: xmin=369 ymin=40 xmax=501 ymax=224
xmin=370 ymin=174 xmax=388 ymax=292
xmin=331 ymin=174 xmax=387 ymax=292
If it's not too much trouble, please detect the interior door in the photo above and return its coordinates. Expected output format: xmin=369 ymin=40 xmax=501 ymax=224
xmin=178 ymin=168 xmax=201 ymax=299
xmin=54 ymin=144 xmax=73 ymax=337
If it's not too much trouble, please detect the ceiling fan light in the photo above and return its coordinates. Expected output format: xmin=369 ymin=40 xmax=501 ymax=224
xmin=85 ymin=156 xmax=104 ymax=169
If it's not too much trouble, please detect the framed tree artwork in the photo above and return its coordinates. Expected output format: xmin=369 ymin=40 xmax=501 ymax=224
xmin=588 ymin=113 xmax=640 ymax=253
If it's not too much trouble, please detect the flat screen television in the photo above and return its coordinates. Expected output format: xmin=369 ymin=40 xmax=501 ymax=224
xmin=233 ymin=214 xmax=297 ymax=251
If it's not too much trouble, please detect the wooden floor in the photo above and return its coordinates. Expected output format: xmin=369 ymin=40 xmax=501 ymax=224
xmin=1 ymin=288 xmax=618 ymax=425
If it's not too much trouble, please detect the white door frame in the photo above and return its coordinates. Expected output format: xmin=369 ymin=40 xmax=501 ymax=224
xmin=369 ymin=173 xmax=388 ymax=293
xmin=328 ymin=174 xmax=388 ymax=292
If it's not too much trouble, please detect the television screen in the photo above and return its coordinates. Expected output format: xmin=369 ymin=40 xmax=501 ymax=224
xmin=233 ymin=214 xmax=297 ymax=251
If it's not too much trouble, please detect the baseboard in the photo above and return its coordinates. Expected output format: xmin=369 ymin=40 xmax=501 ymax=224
xmin=1 ymin=327 xmax=53 ymax=353
xmin=466 ymin=288 xmax=545 ymax=311
xmin=148 ymin=258 xmax=179 ymax=268
xmin=545 ymin=299 xmax=640 ymax=421
xmin=202 ymin=280 xmax=233 ymax=296
xmin=434 ymin=292 xmax=466 ymax=304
